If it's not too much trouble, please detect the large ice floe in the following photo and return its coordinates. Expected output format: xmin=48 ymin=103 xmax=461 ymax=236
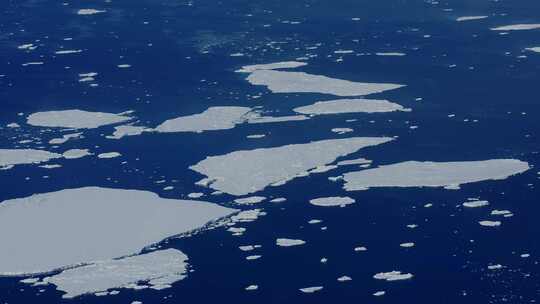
xmin=0 ymin=187 xmax=236 ymax=276
xmin=236 ymin=61 xmax=308 ymax=73
xmin=490 ymin=24 xmax=540 ymax=31
xmin=342 ymin=160 xmax=529 ymax=191
xmin=293 ymin=98 xmax=409 ymax=115
xmin=27 ymin=110 xmax=131 ymax=129
xmin=154 ymin=107 xmax=252 ymax=133
xmin=190 ymin=137 xmax=393 ymax=196
xmin=245 ymin=70 xmax=404 ymax=97
xmin=0 ymin=149 xmax=62 ymax=169
xmin=39 ymin=249 xmax=188 ymax=298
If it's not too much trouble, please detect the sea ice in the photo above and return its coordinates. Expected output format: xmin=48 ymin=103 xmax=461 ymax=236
xmin=154 ymin=107 xmax=251 ymax=133
xmin=27 ymin=110 xmax=131 ymax=129
xmin=293 ymin=98 xmax=409 ymax=115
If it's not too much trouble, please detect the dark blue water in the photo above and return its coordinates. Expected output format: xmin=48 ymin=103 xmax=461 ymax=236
xmin=1 ymin=0 xmax=540 ymax=303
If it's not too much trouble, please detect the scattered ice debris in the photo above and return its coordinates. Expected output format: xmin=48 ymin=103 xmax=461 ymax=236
xmin=27 ymin=110 xmax=131 ymax=129
xmin=154 ymin=107 xmax=251 ymax=133
xmin=400 ymin=242 xmax=415 ymax=248
xmin=269 ymin=197 xmax=286 ymax=203
xmin=479 ymin=220 xmax=502 ymax=227
xmin=245 ymin=285 xmax=258 ymax=291
xmin=487 ymin=264 xmax=503 ymax=270
xmin=337 ymin=276 xmax=352 ymax=282
xmin=246 ymin=255 xmax=261 ymax=260
xmin=462 ymin=200 xmax=489 ymax=208
xmin=106 ymin=125 xmax=147 ymax=139
xmin=227 ymin=227 xmax=246 ymax=236
xmin=373 ymin=291 xmax=386 ymax=296
xmin=63 ymin=149 xmax=92 ymax=159
xmin=22 ymin=62 xmax=44 ymax=66
xmin=41 ymin=249 xmax=187 ymax=298
xmin=293 ymin=98 xmax=409 ymax=115
xmin=98 ymin=152 xmax=121 ymax=159
xmin=236 ymin=61 xmax=307 ymax=73
xmin=234 ymin=196 xmax=266 ymax=205
xmin=375 ymin=52 xmax=406 ymax=56
xmin=245 ymin=70 xmax=405 ymax=97
xmin=342 ymin=160 xmax=529 ymax=191
xmin=49 ymin=132 xmax=82 ymax=145
xmin=0 ymin=187 xmax=236 ymax=275
xmin=230 ymin=209 xmax=264 ymax=223
xmin=0 ymin=149 xmax=62 ymax=168
xmin=77 ymin=9 xmax=106 ymax=15
xmin=187 ymin=192 xmax=204 ymax=199
xmin=6 ymin=122 xmax=20 ymax=128
xmin=18 ymin=44 xmax=36 ymax=50
xmin=491 ymin=24 xmax=540 ymax=31
xmin=373 ymin=271 xmax=413 ymax=281
xmin=190 ymin=137 xmax=393 ymax=196
xmin=309 ymin=196 xmax=355 ymax=207
xmin=39 ymin=164 xmax=62 ymax=169
xmin=299 ymin=286 xmax=323 ymax=293
xmin=276 ymin=238 xmax=306 ymax=247
xmin=456 ymin=16 xmax=488 ymax=22
xmin=239 ymin=245 xmax=261 ymax=252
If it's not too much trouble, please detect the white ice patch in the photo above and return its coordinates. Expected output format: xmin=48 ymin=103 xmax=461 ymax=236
xmin=49 ymin=133 xmax=82 ymax=145
xmin=42 ymin=249 xmax=188 ymax=298
xmin=236 ymin=61 xmax=308 ymax=73
xmin=491 ymin=24 xmax=540 ymax=31
xmin=77 ymin=9 xmax=106 ymax=15
xmin=245 ymin=70 xmax=405 ymax=97
xmin=456 ymin=16 xmax=488 ymax=22
xmin=154 ymin=107 xmax=251 ymax=133
xmin=293 ymin=98 xmax=409 ymax=115
xmin=525 ymin=47 xmax=540 ymax=53
xmin=246 ymin=114 xmax=309 ymax=124
xmin=106 ymin=125 xmax=147 ymax=139
xmin=373 ymin=271 xmax=413 ymax=281
xmin=276 ymin=238 xmax=306 ymax=247
xmin=27 ymin=110 xmax=131 ymax=129
xmin=0 ymin=149 xmax=62 ymax=168
xmin=342 ymin=160 xmax=529 ymax=191
xmin=190 ymin=137 xmax=393 ymax=196
xmin=375 ymin=52 xmax=406 ymax=56
xmin=55 ymin=50 xmax=82 ymax=55
xmin=234 ymin=196 xmax=266 ymax=205
xmin=63 ymin=149 xmax=92 ymax=159
xmin=479 ymin=220 xmax=501 ymax=227
xmin=299 ymin=286 xmax=323 ymax=293
xmin=309 ymin=196 xmax=355 ymax=207
xmin=98 ymin=152 xmax=121 ymax=159
xmin=462 ymin=200 xmax=489 ymax=208
xmin=0 ymin=187 xmax=236 ymax=276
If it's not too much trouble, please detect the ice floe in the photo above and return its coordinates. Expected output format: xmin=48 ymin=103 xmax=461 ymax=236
xmin=236 ymin=61 xmax=307 ymax=73
xmin=0 ymin=187 xmax=236 ymax=275
xmin=276 ymin=238 xmax=306 ymax=247
xmin=342 ymin=160 xmax=529 ymax=191
xmin=462 ymin=200 xmax=489 ymax=208
xmin=77 ymin=9 xmax=106 ymax=15
xmin=190 ymin=137 xmax=393 ymax=196
xmin=0 ymin=149 xmax=62 ymax=168
xmin=309 ymin=196 xmax=355 ymax=207
xmin=154 ymin=107 xmax=251 ymax=133
xmin=479 ymin=220 xmax=501 ymax=227
xmin=299 ymin=286 xmax=323 ymax=293
xmin=525 ymin=47 xmax=540 ymax=53
xmin=293 ymin=98 xmax=409 ymax=115
xmin=245 ymin=70 xmax=405 ymax=96
xmin=98 ymin=152 xmax=121 ymax=159
xmin=373 ymin=271 xmax=413 ymax=281
xmin=491 ymin=24 xmax=540 ymax=31
xmin=27 ymin=110 xmax=132 ymax=129
xmin=63 ymin=149 xmax=92 ymax=159
xmin=41 ymin=249 xmax=188 ymax=298
xmin=106 ymin=125 xmax=147 ymax=139
xmin=234 ymin=196 xmax=266 ymax=205
xmin=49 ymin=133 xmax=82 ymax=145
xmin=456 ymin=16 xmax=488 ymax=22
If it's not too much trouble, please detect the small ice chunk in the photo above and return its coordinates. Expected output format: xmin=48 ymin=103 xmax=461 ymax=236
xmin=276 ymin=238 xmax=306 ymax=247
xmin=479 ymin=220 xmax=501 ymax=227
xmin=373 ymin=271 xmax=413 ymax=281
xmin=400 ymin=242 xmax=415 ymax=248
xmin=49 ymin=132 xmax=82 ymax=145
xmin=309 ymin=196 xmax=355 ymax=207
xmin=491 ymin=24 xmax=540 ymax=31
xmin=487 ymin=264 xmax=503 ymax=270
xmin=154 ymin=107 xmax=251 ymax=133
xmin=456 ymin=16 xmax=488 ymax=22
xmin=234 ymin=196 xmax=266 ymax=205
xmin=245 ymin=285 xmax=258 ymax=291
xmin=63 ymin=149 xmax=91 ymax=159
xmin=106 ymin=125 xmax=147 ymax=139
xmin=373 ymin=291 xmax=386 ymax=296
xmin=299 ymin=286 xmax=323 ymax=293
xmin=77 ymin=9 xmax=106 ymax=15
xmin=98 ymin=152 xmax=121 ymax=159
xmin=462 ymin=200 xmax=489 ymax=208
xmin=337 ymin=276 xmax=352 ymax=282
xmin=294 ymin=98 xmax=409 ymax=115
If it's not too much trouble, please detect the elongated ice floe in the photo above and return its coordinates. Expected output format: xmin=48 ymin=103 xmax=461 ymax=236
xmin=342 ymin=160 xmax=529 ymax=191
xmin=0 ymin=149 xmax=62 ymax=168
xmin=49 ymin=132 xmax=82 ymax=145
xmin=276 ymin=238 xmax=306 ymax=247
xmin=299 ymin=286 xmax=323 ymax=293
xmin=236 ymin=61 xmax=308 ymax=73
xmin=246 ymin=114 xmax=309 ymax=124
xmin=106 ymin=125 xmax=147 ymax=139
xmin=27 ymin=110 xmax=131 ymax=129
xmin=41 ymin=249 xmax=188 ymax=298
xmin=77 ymin=9 xmax=106 ymax=15
xmin=373 ymin=271 xmax=413 ymax=281
xmin=293 ymin=98 xmax=409 ymax=115
xmin=246 ymin=70 xmax=405 ymax=97
xmin=456 ymin=16 xmax=488 ymax=22
xmin=526 ymin=47 xmax=540 ymax=53
xmin=0 ymin=187 xmax=236 ymax=276
xmin=309 ymin=196 xmax=355 ymax=207
xmin=190 ymin=137 xmax=393 ymax=196
xmin=462 ymin=200 xmax=489 ymax=208
xmin=154 ymin=107 xmax=251 ymax=133
xmin=491 ymin=24 xmax=540 ymax=31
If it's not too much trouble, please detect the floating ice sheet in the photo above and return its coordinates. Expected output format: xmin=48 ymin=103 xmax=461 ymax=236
xmin=293 ymin=98 xmax=409 ymax=115
xmin=491 ymin=24 xmax=540 ymax=31
xmin=42 ymin=249 xmax=188 ymax=298
xmin=190 ymin=137 xmax=393 ymax=196
xmin=154 ymin=107 xmax=251 ymax=133
xmin=526 ymin=47 xmax=540 ymax=53
xmin=342 ymin=160 xmax=529 ymax=191
xmin=309 ymin=196 xmax=355 ymax=207
xmin=27 ymin=110 xmax=131 ymax=129
xmin=0 ymin=187 xmax=236 ymax=276
xmin=0 ymin=149 xmax=62 ymax=168
xmin=236 ymin=61 xmax=307 ymax=73
xmin=456 ymin=16 xmax=488 ymax=22
xmin=246 ymin=70 xmax=405 ymax=97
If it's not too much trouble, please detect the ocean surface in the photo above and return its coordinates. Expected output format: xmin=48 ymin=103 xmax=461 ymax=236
xmin=1 ymin=0 xmax=540 ymax=303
